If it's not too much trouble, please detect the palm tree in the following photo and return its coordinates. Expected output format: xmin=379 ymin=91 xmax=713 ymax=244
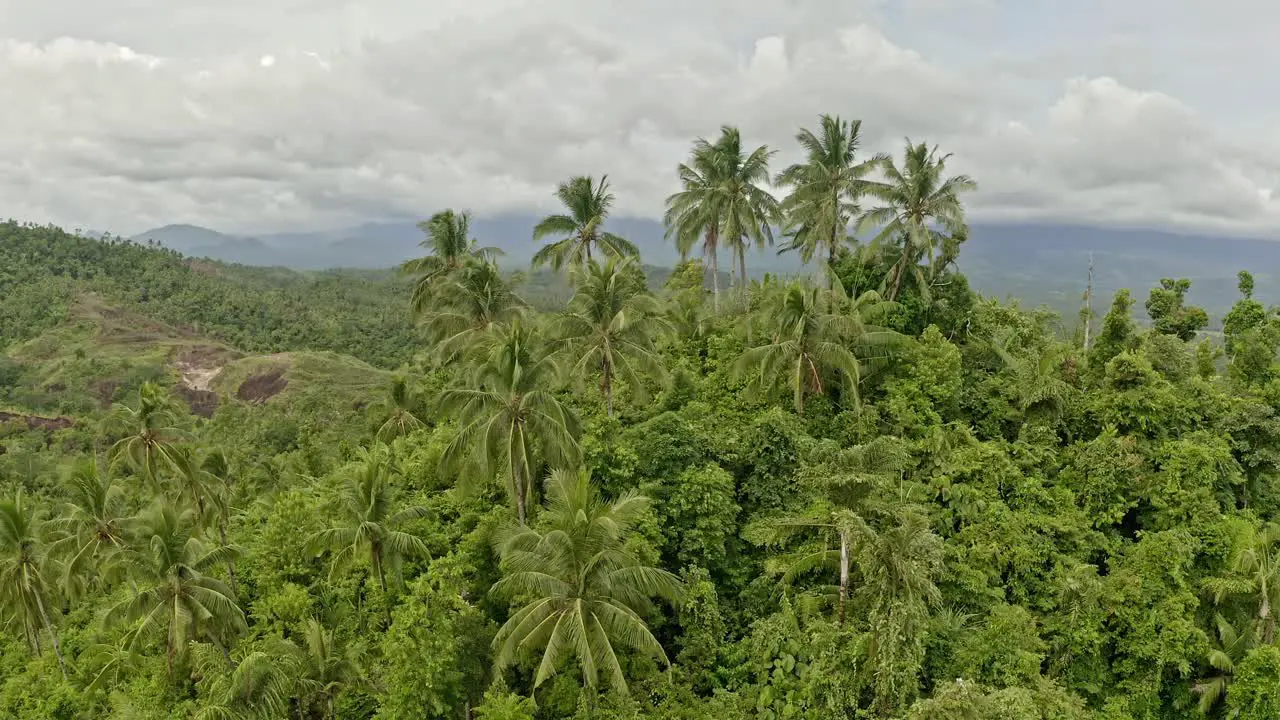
xmin=860 ymin=140 xmax=976 ymax=302
xmin=550 ymin=256 xmax=671 ymax=416
xmin=990 ymin=331 xmax=1074 ymax=419
xmin=775 ymin=115 xmax=884 ymax=283
xmin=491 ymin=468 xmax=682 ymax=693
xmin=48 ymin=458 xmax=131 ymax=601
xmin=734 ymin=278 xmax=902 ymax=414
xmin=666 ymin=128 xmax=779 ymax=302
xmin=306 ymin=446 xmax=429 ymax=593
xmin=424 ymin=260 xmax=529 ymax=361
xmin=191 ymin=639 xmax=300 ymax=720
xmin=1206 ymin=519 xmax=1280 ymax=645
xmin=374 ymin=376 xmax=427 ymax=443
xmin=106 ymin=381 xmax=187 ymax=485
xmin=758 ymin=436 xmax=912 ymax=626
xmin=665 ymin=138 xmax=726 ymax=310
xmin=295 ymin=617 xmax=366 ymax=720
xmin=401 ymin=209 xmax=502 ymax=316
xmin=167 ymin=446 xmax=223 ymax=521
xmin=439 ymin=321 xmax=581 ymax=523
xmin=112 ymin=503 xmax=245 ymax=677
xmin=1193 ymin=613 xmax=1253 ymax=716
xmin=0 ymin=493 xmax=67 ymax=679
xmin=532 ymin=175 xmax=638 ymax=271
xmin=199 ymin=450 xmax=240 ymax=594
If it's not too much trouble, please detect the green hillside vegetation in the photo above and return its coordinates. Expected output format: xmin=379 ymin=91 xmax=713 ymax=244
xmin=2 ymin=117 xmax=1280 ymax=720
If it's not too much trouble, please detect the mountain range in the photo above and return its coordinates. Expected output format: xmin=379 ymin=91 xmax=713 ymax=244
xmin=126 ymin=218 xmax=1280 ymax=322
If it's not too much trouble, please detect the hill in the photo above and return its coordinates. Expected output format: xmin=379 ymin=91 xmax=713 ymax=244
xmin=128 ymin=217 xmax=1278 ymax=322
xmin=1 ymin=222 xmax=420 ymax=369
xmin=0 ymin=292 xmax=392 ymax=430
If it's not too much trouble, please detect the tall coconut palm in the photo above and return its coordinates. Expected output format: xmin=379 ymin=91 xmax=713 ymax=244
xmin=424 ymin=260 xmax=529 ymax=361
xmin=1206 ymin=519 xmax=1280 ymax=645
xmin=491 ymin=468 xmax=682 ymax=693
xmin=860 ymin=140 xmax=976 ymax=302
xmin=709 ymin=127 xmax=779 ymax=294
xmin=664 ymin=138 xmax=726 ymax=310
xmin=734 ymin=278 xmax=902 ymax=414
xmin=532 ymin=175 xmax=638 ymax=272
xmin=666 ymin=128 xmax=778 ymax=303
xmin=0 ymin=493 xmax=67 ymax=679
xmin=306 ymin=446 xmax=429 ymax=593
xmin=48 ymin=458 xmax=131 ymax=601
xmin=106 ymin=381 xmax=187 ymax=486
xmin=775 ymin=115 xmax=884 ymax=283
xmin=401 ymin=209 xmax=503 ymax=316
xmin=439 ymin=321 xmax=581 ymax=523
xmin=113 ymin=503 xmax=245 ymax=677
xmin=550 ymin=256 xmax=671 ymax=416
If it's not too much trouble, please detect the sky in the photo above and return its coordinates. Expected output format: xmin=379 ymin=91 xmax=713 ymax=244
xmin=3 ymin=0 xmax=1279 ymax=238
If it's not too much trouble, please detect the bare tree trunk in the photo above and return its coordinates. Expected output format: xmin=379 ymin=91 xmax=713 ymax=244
xmin=33 ymin=591 xmax=67 ymax=680
xmin=838 ymin=529 xmax=850 ymax=627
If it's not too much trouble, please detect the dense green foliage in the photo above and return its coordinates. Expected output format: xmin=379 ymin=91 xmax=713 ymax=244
xmin=3 ymin=117 xmax=1280 ymax=720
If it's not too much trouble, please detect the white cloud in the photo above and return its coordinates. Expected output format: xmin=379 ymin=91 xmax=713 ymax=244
xmin=0 ymin=0 xmax=1278 ymax=238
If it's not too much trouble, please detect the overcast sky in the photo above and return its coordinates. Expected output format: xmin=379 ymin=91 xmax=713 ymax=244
xmin=3 ymin=0 xmax=1279 ymax=237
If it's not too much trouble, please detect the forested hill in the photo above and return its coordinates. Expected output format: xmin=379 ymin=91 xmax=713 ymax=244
xmin=0 ymin=222 xmax=419 ymax=369
xmin=6 ymin=125 xmax=1280 ymax=718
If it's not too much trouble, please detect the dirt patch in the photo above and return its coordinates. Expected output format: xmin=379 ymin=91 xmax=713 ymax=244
xmin=237 ymin=368 xmax=288 ymax=403
xmin=0 ymin=411 xmax=74 ymax=431
xmin=174 ymin=347 xmax=233 ymax=391
xmin=175 ymin=384 xmax=219 ymax=418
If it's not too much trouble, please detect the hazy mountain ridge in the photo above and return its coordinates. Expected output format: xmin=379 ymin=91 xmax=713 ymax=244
xmin=128 ymin=219 xmax=1280 ymax=320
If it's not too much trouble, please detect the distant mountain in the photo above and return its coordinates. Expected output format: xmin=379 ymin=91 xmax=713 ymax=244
xmin=128 ymin=218 xmax=1280 ymax=322
xmin=131 ymin=224 xmax=282 ymax=266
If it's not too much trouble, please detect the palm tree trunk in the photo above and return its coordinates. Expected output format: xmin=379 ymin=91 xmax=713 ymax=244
xmin=219 ymin=518 xmax=239 ymax=596
xmin=513 ymin=463 xmax=527 ymax=525
xmin=372 ymin=543 xmax=387 ymax=594
xmin=167 ymin=618 xmax=176 ymax=678
xmin=886 ymin=254 xmax=906 ymax=302
xmin=1261 ymin=583 xmax=1274 ymax=645
xmin=827 ymin=230 xmax=839 ymax=313
xmin=601 ymin=357 xmax=614 ymax=417
xmin=838 ymin=529 xmax=850 ymax=627
xmin=738 ymin=243 xmax=748 ymax=299
xmin=707 ymin=230 xmax=720 ymax=313
xmin=33 ymin=592 xmax=67 ymax=680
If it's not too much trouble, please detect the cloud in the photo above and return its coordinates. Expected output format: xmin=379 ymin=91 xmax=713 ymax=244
xmin=1 ymin=1 xmax=1279 ymax=238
